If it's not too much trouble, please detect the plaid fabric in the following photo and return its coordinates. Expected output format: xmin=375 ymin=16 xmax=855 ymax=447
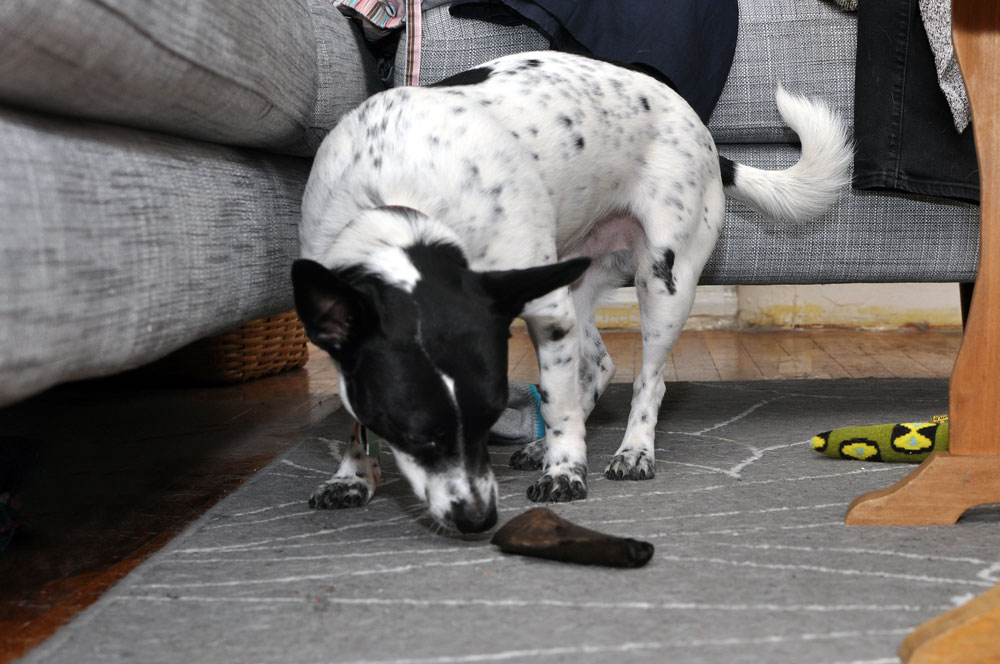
xmin=334 ymin=0 xmax=406 ymax=38
xmin=403 ymin=0 xmax=423 ymax=86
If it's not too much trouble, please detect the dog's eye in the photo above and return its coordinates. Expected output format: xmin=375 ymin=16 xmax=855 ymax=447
xmin=409 ymin=438 xmax=440 ymax=453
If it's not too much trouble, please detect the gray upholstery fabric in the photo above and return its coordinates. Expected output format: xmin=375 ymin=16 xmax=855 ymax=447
xmin=0 ymin=107 xmax=310 ymax=405
xmin=0 ymin=0 xmax=381 ymax=157
xmin=394 ymin=5 xmax=550 ymax=87
xmin=704 ymin=144 xmax=980 ymax=285
xmin=710 ymin=0 xmax=855 ymax=143
xmin=396 ymin=7 xmax=975 ymax=284
xmin=400 ymin=2 xmax=855 ymax=144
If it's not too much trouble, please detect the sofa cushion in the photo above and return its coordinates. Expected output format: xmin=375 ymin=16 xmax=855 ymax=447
xmin=399 ymin=1 xmax=855 ymax=144
xmin=0 ymin=107 xmax=309 ymax=405
xmin=703 ymin=144 xmax=979 ymax=285
xmin=394 ymin=4 xmax=550 ymax=87
xmin=710 ymin=0 xmax=856 ymax=144
xmin=0 ymin=0 xmax=382 ymax=156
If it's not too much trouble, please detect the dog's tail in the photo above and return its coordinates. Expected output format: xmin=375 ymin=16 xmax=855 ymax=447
xmin=719 ymin=86 xmax=852 ymax=222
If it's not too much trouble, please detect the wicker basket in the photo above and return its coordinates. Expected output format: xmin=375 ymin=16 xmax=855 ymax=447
xmin=140 ymin=310 xmax=309 ymax=384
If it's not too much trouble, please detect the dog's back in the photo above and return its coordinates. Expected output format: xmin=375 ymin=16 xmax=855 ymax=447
xmin=301 ymin=51 xmax=715 ymax=270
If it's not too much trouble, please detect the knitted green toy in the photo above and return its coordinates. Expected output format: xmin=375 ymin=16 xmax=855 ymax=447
xmin=811 ymin=416 xmax=949 ymax=463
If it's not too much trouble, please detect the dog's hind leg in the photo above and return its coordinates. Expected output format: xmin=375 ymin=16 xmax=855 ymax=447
xmin=572 ymin=253 xmax=628 ymax=417
xmin=605 ymin=257 xmax=696 ymax=481
xmin=309 ymin=428 xmax=381 ymax=509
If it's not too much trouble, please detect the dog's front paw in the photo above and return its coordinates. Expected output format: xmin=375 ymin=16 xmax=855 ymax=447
xmin=309 ymin=477 xmax=372 ymax=509
xmin=605 ymin=449 xmax=656 ymax=481
xmin=526 ymin=464 xmax=588 ymax=502
xmin=510 ymin=439 xmax=546 ymax=471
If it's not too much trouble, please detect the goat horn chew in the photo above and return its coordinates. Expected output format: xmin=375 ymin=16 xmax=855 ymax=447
xmin=490 ymin=507 xmax=654 ymax=568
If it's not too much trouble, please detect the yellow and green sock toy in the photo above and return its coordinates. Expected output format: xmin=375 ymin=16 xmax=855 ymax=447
xmin=811 ymin=416 xmax=949 ymax=463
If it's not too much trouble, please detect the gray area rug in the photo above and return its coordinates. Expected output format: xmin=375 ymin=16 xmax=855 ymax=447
xmin=22 ymin=379 xmax=1000 ymax=664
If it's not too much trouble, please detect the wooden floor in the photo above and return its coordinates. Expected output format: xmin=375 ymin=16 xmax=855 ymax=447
xmin=0 ymin=327 xmax=962 ymax=662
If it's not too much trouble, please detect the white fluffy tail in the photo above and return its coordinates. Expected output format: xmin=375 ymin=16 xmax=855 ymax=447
xmin=721 ymin=86 xmax=852 ymax=222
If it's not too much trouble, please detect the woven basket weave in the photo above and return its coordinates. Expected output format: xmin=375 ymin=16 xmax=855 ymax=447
xmin=141 ymin=310 xmax=309 ymax=384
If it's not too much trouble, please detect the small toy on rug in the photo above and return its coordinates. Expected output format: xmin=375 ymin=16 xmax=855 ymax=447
xmin=811 ymin=415 xmax=949 ymax=463
xmin=489 ymin=382 xmax=545 ymax=446
xmin=491 ymin=507 xmax=654 ymax=568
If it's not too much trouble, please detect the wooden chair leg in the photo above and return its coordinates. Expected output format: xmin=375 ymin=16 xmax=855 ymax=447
xmin=846 ymin=1 xmax=1000 ymax=525
xmin=899 ymin=582 xmax=1000 ymax=663
xmin=960 ymin=281 xmax=974 ymax=328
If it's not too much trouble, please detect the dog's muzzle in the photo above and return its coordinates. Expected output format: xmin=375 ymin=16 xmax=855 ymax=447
xmin=448 ymin=497 xmax=498 ymax=534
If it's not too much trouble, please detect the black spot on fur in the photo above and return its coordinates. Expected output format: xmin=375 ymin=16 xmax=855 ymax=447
xmin=406 ymin=238 xmax=469 ymax=270
xmin=640 ymin=96 xmax=650 ymax=111
xmin=547 ymin=325 xmax=568 ymax=341
xmin=429 ymin=67 xmax=493 ymax=87
xmin=652 ymin=249 xmax=677 ymax=295
xmin=575 ymin=135 xmax=585 ymax=151
xmin=559 ymin=115 xmax=573 ymax=127
xmin=719 ymin=156 xmax=736 ymax=187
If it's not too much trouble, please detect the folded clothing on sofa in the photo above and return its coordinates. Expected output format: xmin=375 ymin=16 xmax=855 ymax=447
xmin=447 ymin=0 xmax=738 ymax=124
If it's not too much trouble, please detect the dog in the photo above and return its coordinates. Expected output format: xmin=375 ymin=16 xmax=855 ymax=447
xmin=292 ymin=51 xmax=851 ymax=534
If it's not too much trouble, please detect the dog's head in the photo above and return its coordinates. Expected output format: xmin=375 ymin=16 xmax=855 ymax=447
xmin=292 ymin=245 xmax=588 ymax=533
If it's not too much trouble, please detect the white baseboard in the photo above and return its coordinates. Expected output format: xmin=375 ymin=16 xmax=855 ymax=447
xmin=595 ymin=286 xmax=739 ymax=330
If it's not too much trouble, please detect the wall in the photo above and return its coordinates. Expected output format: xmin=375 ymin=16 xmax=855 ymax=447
xmin=594 ymin=283 xmax=963 ymax=330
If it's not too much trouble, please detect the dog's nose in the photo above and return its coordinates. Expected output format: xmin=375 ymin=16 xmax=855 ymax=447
xmin=450 ymin=500 xmax=498 ymax=534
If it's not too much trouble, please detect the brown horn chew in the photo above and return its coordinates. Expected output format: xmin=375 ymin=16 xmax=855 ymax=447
xmin=490 ymin=507 xmax=654 ymax=568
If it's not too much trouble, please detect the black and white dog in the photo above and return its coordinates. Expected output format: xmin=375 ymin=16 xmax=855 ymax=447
xmin=293 ymin=51 xmax=851 ymax=533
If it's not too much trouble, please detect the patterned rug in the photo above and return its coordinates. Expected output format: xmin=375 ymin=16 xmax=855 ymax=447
xmin=21 ymin=379 xmax=1000 ymax=664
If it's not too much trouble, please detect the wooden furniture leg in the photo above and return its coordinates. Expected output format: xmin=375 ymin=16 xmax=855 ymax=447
xmin=899 ymin=582 xmax=1000 ymax=664
xmin=846 ymin=1 xmax=1000 ymax=526
xmin=960 ymin=282 xmax=974 ymax=328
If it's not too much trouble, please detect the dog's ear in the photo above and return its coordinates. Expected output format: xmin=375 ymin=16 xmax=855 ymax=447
xmin=479 ymin=257 xmax=591 ymax=319
xmin=291 ymin=259 xmax=376 ymax=353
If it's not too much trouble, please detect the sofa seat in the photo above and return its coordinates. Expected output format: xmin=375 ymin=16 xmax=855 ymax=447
xmin=0 ymin=0 xmax=383 ymax=405
xmin=396 ymin=2 xmax=981 ymax=286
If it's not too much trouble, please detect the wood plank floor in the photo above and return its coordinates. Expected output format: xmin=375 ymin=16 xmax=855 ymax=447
xmin=0 ymin=328 xmax=962 ymax=662
xmin=506 ymin=328 xmax=962 ymax=383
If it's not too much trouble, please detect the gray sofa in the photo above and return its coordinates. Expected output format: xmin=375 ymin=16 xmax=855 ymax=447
xmin=398 ymin=2 xmax=981 ymax=283
xmin=0 ymin=0 xmax=981 ymax=407
xmin=0 ymin=0 xmax=382 ymax=405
